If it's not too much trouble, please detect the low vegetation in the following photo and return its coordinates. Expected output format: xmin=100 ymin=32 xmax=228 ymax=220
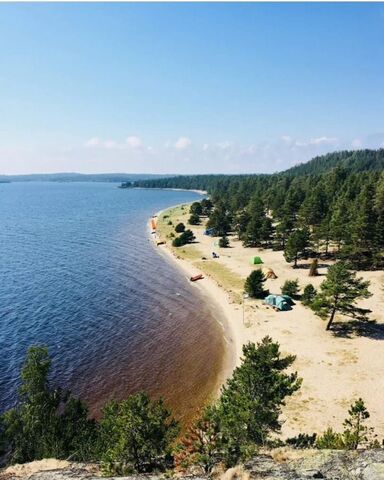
xmin=0 ymin=340 xmax=381 ymax=474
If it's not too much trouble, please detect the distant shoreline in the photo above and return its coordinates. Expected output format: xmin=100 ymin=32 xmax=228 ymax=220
xmin=135 ymin=186 xmax=207 ymax=196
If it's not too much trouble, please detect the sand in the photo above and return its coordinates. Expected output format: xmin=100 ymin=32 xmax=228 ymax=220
xmin=151 ymin=203 xmax=384 ymax=439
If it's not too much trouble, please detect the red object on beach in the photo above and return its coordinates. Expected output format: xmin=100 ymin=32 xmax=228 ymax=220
xmin=190 ymin=274 xmax=204 ymax=282
xmin=151 ymin=218 xmax=157 ymax=230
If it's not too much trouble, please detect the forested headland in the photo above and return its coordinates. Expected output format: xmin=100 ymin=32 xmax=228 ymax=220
xmin=132 ymin=149 xmax=384 ymax=270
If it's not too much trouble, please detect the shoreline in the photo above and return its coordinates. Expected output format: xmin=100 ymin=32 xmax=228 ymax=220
xmin=136 ymin=187 xmax=207 ymax=196
xmin=148 ymin=205 xmax=244 ymax=406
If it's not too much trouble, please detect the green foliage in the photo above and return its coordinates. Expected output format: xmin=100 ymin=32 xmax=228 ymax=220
xmin=200 ymin=198 xmax=213 ymax=215
xmin=133 ymin=149 xmax=384 ymax=269
xmin=188 ymin=214 xmax=200 ymax=225
xmin=284 ymin=229 xmax=309 ymax=268
xmin=190 ymin=202 xmax=203 ymax=216
xmin=342 ymin=398 xmax=371 ymax=450
xmin=316 ymin=427 xmax=344 ymax=449
xmin=244 ymin=269 xmax=267 ymax=298
xmin=174 ymin=405 xmax=221 ymax=474
xmin=281 ymin=279 xmax=299 ymax=298
xmin=218 ymin=236 xmax=230 ymax=248
xmin=172 ymin=229 xmax=195 ymax=247
xmin=302 ymin=284 xmax=317 ymax=306
xmin=286 ymin=433 xmax=317 ymax=449
xmin=312 ymin=261 xmax=372 ymax=330
xmin=316 ymin=399 xmax=372 ymax=450
xmin=217 ymin=337 xmax=302 ymax=465
xmin=1 ymin=346 xmax=96 ymax=465
xmin=175 ymin=222 xmax=185 ymax=233
xmin=100 ymin=393 xmax=179 ymax=475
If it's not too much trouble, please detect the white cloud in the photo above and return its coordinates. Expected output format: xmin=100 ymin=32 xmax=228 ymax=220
xmin=174 ymin=137 xmax=191 ymax=150
xmin=352 ymin=138 xmax=362 ymax=148
xmin=84 ymin=137 xmax=100 ymax=148
xmin=309 ymin=136 xmax=338 ymax=145
xmin=216 ymin=141 xmax=233 ymax=150
xmin=126 ymin=136 xmax=142 ymax=148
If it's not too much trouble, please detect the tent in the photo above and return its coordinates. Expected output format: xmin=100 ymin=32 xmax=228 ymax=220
xmin=250 ymin=256 xmax=263 ymax=265
xmin=262 ymin=267 xmax=277 ymax=279
xmin=264 ymin=294 xmax=292 ymax=311
xmin=204 ymin=228 xmax=215 ymax=236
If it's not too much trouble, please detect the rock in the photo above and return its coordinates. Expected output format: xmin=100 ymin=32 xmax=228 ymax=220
xmin=1 ymin=450 xmax=384 ymax=480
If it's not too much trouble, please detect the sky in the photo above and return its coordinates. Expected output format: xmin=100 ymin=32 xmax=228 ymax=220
xmin=0 ymin=2 xmax=383 ymax=175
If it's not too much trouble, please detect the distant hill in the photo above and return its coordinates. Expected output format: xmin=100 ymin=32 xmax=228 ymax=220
xmin=0 ymin=173 xmax=175 ymax=183
xmin=282 ymin=149 xmax=384 ymax=177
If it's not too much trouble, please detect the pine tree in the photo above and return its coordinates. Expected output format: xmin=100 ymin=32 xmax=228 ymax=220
xmin=217 ymin=338 xmax=301 ymax=465
xmin=244 ymin=270 xmax=267 ymax=298
xmin=284 ymin=229 xmax=310 ymax=268
xmin=312 ymin=261 xmax=372 ymax=330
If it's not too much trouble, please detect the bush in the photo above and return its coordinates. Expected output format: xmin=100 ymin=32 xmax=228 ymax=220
xmin=190 ymin=202 xmax=203 ymax=216
xmin=168 ymin=221 xmax=173 ymax=226
xmin=175 ymin=223 xmax=185 ymax=233
xmin=244 ymin=269 xmax=267 ymax=298
xmin=218 ymin=236 xmax=230 ymax=248
xmin=188 ymin=214 xmax=200 ymax=225
xmin=281 ymin=279 xmax=299 ymax=298
xmin=172 ymin=230 xmax=195 ymax=247
xmin=302 ymin=284 xmax=317 ymax=306
xmin=172 ymin=237 xmax=183 ymax=247
xmin=100 ymin=393 xmax=178 ymax=475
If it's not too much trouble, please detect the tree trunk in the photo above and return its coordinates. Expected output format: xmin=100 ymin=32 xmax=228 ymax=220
xmin=326 ymin=307 xmax=337 ymax=330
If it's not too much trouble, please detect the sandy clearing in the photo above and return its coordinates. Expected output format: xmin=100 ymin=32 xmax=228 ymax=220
xmin=152 ymin=204 xmax=384 ymax=439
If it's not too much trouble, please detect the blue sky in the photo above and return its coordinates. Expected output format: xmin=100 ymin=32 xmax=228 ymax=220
xmin=0 ymin=3 xmax=383 ymax=174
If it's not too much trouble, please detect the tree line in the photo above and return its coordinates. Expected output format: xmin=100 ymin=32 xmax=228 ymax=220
xmin=133 ymin=149 xmax=384 ymax=269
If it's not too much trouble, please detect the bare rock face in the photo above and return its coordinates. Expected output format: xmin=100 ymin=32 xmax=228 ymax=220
xmin=243 ymin=449 xmax=384 ymax=480
xmin=1 ymin=450 xmax=384 ymax=480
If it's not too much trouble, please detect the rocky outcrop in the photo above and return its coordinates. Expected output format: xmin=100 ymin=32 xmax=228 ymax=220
xmin=1 ymin=449 xmax=384 ymax=480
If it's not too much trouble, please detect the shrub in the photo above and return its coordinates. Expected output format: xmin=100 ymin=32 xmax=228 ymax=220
xmin=219 ymin=236 xmax=230 ymax=248
xmin=175 ymin=223 xmax=185 ymax=233
xmin=190 ymin=202 xmax=203 ymax=216
xmin=100 ymin=393 xmax=178 ymax=475
xmin=168 ymin=221 xmax=173 ymax=226
xmin=188 ymin=214 xmax=200 ymax=225
xmin=302 ymin=284 xmax=317 ymax=306
xmin=281 ymin=279 xmax=299 ymax=298
xmin=244 ymin=269 xmax=267 ymax=298
xmin=172 ymin=230 xmax=195 ymax=247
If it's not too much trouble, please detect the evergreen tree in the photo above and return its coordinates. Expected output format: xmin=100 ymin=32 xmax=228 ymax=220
xmin=100 ymin=393 xmax=178 ymax=475
xmin=284 ymin=229 xmax=310 ymax=268
xmin=302 ymin=284 xmax=317 ymax=306
xmin=175 ymin=223 xmax=185 ymax=233
xmin=281 ymin=279 xmax=299 ymax=298
xmin=312 ymin=262 xmax=372 ymax=330
xmin=244 ymin=270 xmax=267 ymax=298
xmin=190 ymin=202 xmax=203 ymax=216
xmin=188 ymin=214 xmax=200 ymax=225
xmin=2 ymin=346 xmax=96 ymax=464
xmin=217 ymin=338 xmax=301 ymax=465
xmin=174 ymin=406 xmax=221 ymax=474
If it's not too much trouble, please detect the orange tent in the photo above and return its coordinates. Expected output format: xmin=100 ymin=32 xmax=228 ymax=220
xmin=151 ymin=218 xmax=157 ymax=230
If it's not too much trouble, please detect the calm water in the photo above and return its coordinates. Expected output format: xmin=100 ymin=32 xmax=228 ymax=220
xmin=0 ymin=182 xmax=225 ymax=422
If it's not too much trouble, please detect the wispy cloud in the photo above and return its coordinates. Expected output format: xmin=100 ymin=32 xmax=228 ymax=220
xmin=174 ymin=137 xmax=191 ymax=150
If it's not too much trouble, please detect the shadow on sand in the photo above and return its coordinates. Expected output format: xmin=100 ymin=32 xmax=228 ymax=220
xmin=331 ymin=319 xmax=384 ymax=340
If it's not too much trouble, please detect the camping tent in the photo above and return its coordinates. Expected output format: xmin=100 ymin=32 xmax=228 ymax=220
xmin=264 ymin=294 xmax=292 ymax=311
xmin=262 ymin=267 xmax=277 ymax=279
xmin=250 ymin=256 xmax=263 ymax=265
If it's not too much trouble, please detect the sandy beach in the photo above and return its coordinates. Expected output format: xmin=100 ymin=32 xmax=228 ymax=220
xmin=150 ymin=202 xmax=384 ymax=439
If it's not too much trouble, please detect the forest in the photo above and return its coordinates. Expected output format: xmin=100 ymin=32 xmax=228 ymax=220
xmin=132 ymin=149 xmax=384 ymax=269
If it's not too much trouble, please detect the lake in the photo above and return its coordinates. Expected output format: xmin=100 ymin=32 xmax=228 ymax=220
xmin=0 ymin=182 xmax=225 ymax=422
